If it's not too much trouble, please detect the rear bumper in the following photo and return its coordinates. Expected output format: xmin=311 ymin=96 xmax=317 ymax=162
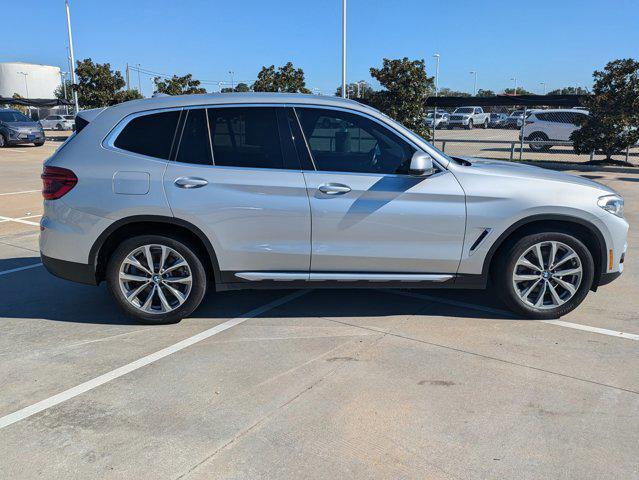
xmin=41 ymin=254 xmax=97 ymax=285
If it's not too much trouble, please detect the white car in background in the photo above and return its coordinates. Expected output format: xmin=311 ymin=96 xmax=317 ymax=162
xmin=522 ymin=109 xmax=589 ymax=152
xmin=40 ymin=114 xmax=74 ymax=131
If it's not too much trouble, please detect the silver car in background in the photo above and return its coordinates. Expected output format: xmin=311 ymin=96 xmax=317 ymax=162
xmin=39 ymin=93 xmax=628 ymax=324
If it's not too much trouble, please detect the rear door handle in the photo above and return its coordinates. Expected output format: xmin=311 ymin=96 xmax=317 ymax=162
xmin=318 ymin=183 xmax=351 ymax=195
xmin=174 ymin=177 xmax=208 ymax=189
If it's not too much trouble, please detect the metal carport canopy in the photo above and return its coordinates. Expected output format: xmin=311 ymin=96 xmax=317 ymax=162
xmin=426 ymin=94 xmax=587 ymax=108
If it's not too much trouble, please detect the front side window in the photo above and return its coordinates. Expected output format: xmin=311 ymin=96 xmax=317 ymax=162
xmin=207 ymin=107 xmax=284 ymax=169
xmin=296 ymin=107 xmax=415 ymax=175
xmin=114 ymin=110 xmax=180 ymax=160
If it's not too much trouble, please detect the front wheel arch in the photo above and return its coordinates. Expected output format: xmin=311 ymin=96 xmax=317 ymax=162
xmin=485 ymin=216 xmax=606 ymax=290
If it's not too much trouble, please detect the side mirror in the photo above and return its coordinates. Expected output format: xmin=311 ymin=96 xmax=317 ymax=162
xmin=409 ymin=151 xmax=436 ymax=176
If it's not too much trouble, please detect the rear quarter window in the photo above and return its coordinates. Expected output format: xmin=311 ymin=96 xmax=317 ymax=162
xmin=114 ymin=110 xmax=180 ymax=160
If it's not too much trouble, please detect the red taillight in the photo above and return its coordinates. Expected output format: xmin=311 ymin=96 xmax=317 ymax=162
xmin=41 ymin=166 xmax=77 ymax=200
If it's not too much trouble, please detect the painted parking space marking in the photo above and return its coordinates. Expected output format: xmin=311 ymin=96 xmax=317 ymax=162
xmin=0 ymin=263 xmax=43 ymax=276
xmin=0 ymin=215 xmax=42 ymax=224
xmin=387 ymin=290 xmax=639 ymax=341
xmin=0 ymin=290 xmax=308 ymax=430
xmin=0 ymin=190 xmax=40 ymax=196
xmin=0 ymin=215 xmax=40 ymax=226
xmin=540 ymin=319 xmax=639 ymax=341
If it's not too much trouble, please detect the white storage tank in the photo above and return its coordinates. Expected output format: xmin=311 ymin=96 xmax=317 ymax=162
xmin=0 ymin=62 xmax=61 ymax=99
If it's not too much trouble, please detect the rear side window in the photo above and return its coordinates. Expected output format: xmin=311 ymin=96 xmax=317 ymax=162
xmin=176 ymin=109 xmax=212 ymax=165
xmin=207 ymin=107 xmax=285 ymax=169
xmin=114 ymin=110 xmax=180 ymax=159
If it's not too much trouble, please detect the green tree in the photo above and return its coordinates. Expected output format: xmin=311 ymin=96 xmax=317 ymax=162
xmin=438 ymin=87 xmax=471 ymax=97
xmin=477 ymin=89 xmax=496 ymax=97
xmin=153 ymin=74 xmax=206 ymax=95
xmin=54 ymin=79 xmax=73 ymax=102
xmin=547 ymin=86 xmax=589 ymax=95
xmin=221 ymin=82 xmax=250 ymax=93
xmin=73 ymin=58 xmax=142 ymax=108
xmin=10 ymin=93 xmax=29 ymax=115
xmin=335 ymin=81 xmax=374 ymax=99
xmin=504 ymin=87 xmax=533 ymax=95
xmin=368 ymin=57 xmax=434 ymax=138
xmin=252 ymin=62 xmax=311 ymax=93
xmin=572 ymin=58 xmax=639 ymax=161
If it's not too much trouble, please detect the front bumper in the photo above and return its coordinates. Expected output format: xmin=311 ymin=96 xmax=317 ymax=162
xmin=7 ymin=130 xmax=45 ymax=144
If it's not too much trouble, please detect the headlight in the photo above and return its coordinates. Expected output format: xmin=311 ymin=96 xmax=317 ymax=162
xmin=598 ymin=195 xmax=624 ymax=218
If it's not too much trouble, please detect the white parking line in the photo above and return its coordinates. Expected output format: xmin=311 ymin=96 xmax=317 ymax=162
xmin=0 ymin=215 xmax=40 ymax=226
xmin=0 ymin=214 xmax=42 ymax=224
xmin=0 ymin=290 xmax=308 ymax=430
xmin=541 ymin=319 xmax=639 ymax=341
xmin=0 ymin=263 xmax=43 ymax=276
xmin=387 ymin=290 xmax=639 ymax=341
xmin=0 ymin=190 xmax=40 ymax=196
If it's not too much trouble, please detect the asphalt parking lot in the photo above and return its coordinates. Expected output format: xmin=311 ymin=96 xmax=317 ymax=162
xmin=0 ymin=138 xmax=637 ymax=479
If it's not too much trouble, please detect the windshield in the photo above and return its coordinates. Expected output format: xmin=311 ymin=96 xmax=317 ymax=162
xmin=510 ymin=111 xmax=523 ymax=117
xmin=64 ymin=115 xmax=74 ymax=120
xmin=0 ymin=111 xmax=32 ymax=123
xmin=454 ymin=107 xmax=474 ymax=114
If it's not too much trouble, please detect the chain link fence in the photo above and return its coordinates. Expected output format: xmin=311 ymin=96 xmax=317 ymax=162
xmin=426 ymin=102 xmax=639 ymax=166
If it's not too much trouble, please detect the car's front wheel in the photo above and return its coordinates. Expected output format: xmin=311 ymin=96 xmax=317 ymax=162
xmin=466 ymin=119 xmax=474 ymax=130
xmin=495 ymin=232 xmax=594 ymax=319
xmin=106 ymin=235 xmax=208 ymax=324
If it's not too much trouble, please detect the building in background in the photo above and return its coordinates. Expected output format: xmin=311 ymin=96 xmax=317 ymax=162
xmin=0 ymin=62 xmax=61 ymax=99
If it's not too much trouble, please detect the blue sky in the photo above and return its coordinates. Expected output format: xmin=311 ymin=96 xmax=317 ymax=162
xmin=6 ymin=0 xmax=639 ymax=97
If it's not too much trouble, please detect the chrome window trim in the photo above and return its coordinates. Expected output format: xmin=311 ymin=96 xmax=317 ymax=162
xmin=102 ymin=102 xmax=448 ymax=171
xmin=101 ymin=106 xmax=184 ymax=163
xmin=291 ymin=104 xmax=447 ymax=173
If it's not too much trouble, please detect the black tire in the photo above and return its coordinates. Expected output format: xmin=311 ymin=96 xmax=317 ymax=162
xmin=106 ymin=235 xmax=208 ymax=324
xmin=55 ymin=123 xmax=63 ymax=131
xmin=494 ymin=232 xmax=594 ymax=319
xmin=466 ymin=119 xmax=473 ymax=130
xmin=34 ymin=140 xmax=45 ymax=147
xmin=0 ymin=134 xmax=6 ymax=148
xmin=483 ymin=119 xmax=489 ymax=129
xmin=528 ymin=132 xmax=551 ymax=152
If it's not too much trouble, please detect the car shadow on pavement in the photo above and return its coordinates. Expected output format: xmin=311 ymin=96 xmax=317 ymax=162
xmin=0 ymin=257 xmax=520 ymax=325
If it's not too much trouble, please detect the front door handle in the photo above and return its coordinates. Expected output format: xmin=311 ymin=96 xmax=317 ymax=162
xmin=318 ymin=183 xmax=351 ymax=195
xmin=174 ymin=177 xmax=208 ymax=189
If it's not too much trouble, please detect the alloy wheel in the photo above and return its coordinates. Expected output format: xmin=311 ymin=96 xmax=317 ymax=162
xmin=512 ymin=241 xmax=582 ymax=310
xmin=118 ymin=244 xmax=193 ymax=314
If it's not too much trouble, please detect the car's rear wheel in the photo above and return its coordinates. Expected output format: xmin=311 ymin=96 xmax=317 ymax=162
xmin=34 ymin=140 xmax=45 ymax=146
xmin=55 ymin=123 xmax=63 ymax=130
xmin=483 ymin=119 xmax=489 ymax=129
xmin=106 ymin=235 xmax=207 ymax=324
xmin=495 ymin=232 xmax=594 ymax=319
xmin=528 ymin=132 xmax=551 ymax=152
xmin=0 ymin=134 xmax=6 ymax=148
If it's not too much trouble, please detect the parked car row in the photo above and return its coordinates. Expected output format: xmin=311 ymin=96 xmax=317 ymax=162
xmin=40 ymin=114 xmax=75 ymax=131
xmin=0 ymin=109 xmax=46 ymax=147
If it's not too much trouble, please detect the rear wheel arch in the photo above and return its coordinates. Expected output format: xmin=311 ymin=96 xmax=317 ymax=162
xmin=91 ymin=216 xmax=221 ymax=286
xmin=485 ymin=215 xmax=606 ymax=289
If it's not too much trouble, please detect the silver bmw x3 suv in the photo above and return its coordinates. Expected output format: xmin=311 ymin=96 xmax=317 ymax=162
xmin=40 ymin=93 xmax=628 ymax=324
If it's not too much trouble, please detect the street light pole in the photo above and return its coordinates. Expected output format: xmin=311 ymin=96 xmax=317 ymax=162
xmin=432 ymin=54 xmax=440 ymax=144
xmin=229 ymin=71 xmax=235 ymax=90
xmin=510 ymin=77 xmax=518 ymax=95
xmin=60 ymin=71 xmax=69 ymax=114
xmin=470 ymin=70 xmax=477 ymax=96
xmin=341 ymin=0 xmax=346 ymax=98
xmin=433 ymin=54 xmax=440 ymax=96
xmin=65 ymin=0 xmax=80 ymax=113
xmin=540 ymin=82 xmax=546 ymax=95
